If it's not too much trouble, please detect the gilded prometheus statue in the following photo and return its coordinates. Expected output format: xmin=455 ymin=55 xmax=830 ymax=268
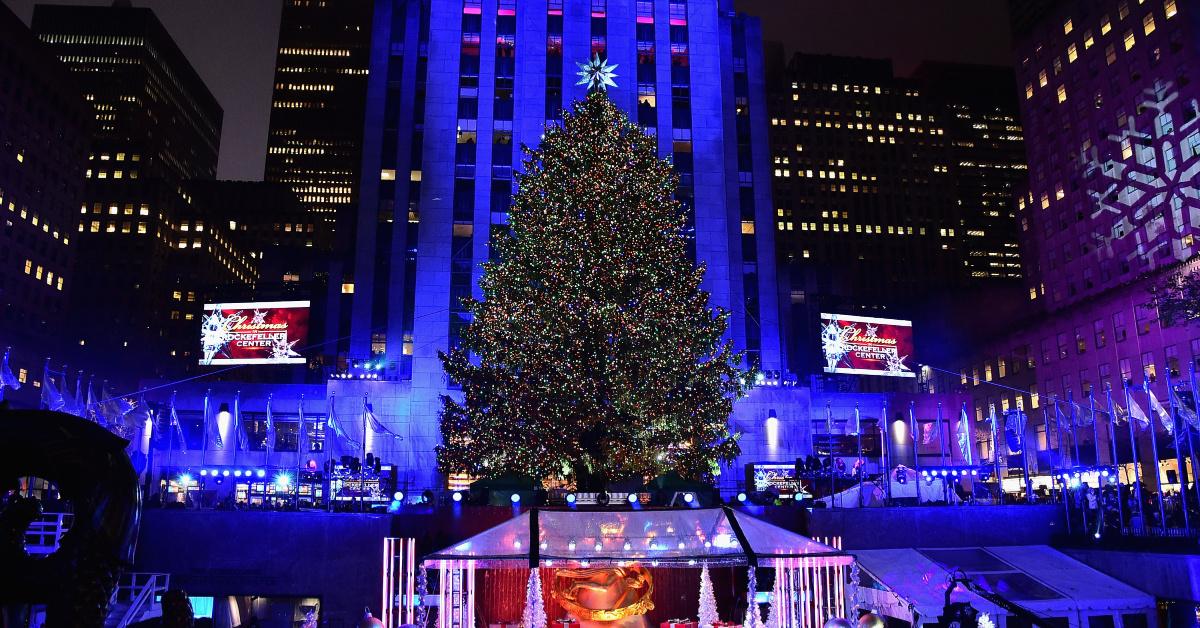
xmin=553 ymin=564 xmax=654 ymax=628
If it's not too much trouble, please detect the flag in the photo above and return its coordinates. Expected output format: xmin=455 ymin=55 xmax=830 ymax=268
xmin=922 ymin=422 xmax=935 ymax=445
xmin=326 ymin=394 xmax=350 ymax=441
xmin=264 ymin=393 xmax=276 ymax=454
xmin=125 ymin=396 xmax=152 ymax=432
xmin=1127 ymin=392 xmax=1151 ymax=430
xmin=298 ymin=395 xmax=308 ymax=457
xmin=233 ymin=391 xmax=248 ymax=451
xmin=908 ymin=402 xmax=918 ymax=443
xmin=69 ymin=371 xmax=84 ymax=417
xmin=99 ymin=384 xmax=134 ymax=426
xmin=1147 ymin=388 xmax=1173 ymax=435
xmin=1004 ymin=408 xmax=1025 ymax=455
xmin=204 ymin=390 xmax=223 ymax=449
xmin=41 ymin=364 xmax=65 ymax=411
xmin=169 ymin=392 xmax=187 ymax=454
xmin=957 ymin=403 xmax=973 ymax=464
xmin=0 ymin=348 xmax=20 ymax=396
xmin=1172 ymin=387 xmax=1200 ymax=431
xmin=85 ymin=378 xmax=98 ymax=422
xmin=364 ymin=397 xmax=402 ymax=439
xmin=852 ymin=405 xmax=861 ymax=436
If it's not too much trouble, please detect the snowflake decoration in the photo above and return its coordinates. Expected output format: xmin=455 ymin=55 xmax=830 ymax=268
xmin=270 ymin=337 xmax=302 ymax=361
xmin=884 ymin=353 xmax=912 ymax=375
xmin=251 ymin=309 xmax=268 ymax=325
xmin=200 ymin=309 xmax=244 ymax=365
xmin=1084 ymin=80 xmax=1200 ymax=273
xmin=864 ymin=323 xmax=879 ymax=338
xmin=820 ymin=319 xmax=856 ymax=370
xmin=978 ymin=613 xmax=996 ymax=628
xmin=576 ymin=54 xmax=618 ymax=92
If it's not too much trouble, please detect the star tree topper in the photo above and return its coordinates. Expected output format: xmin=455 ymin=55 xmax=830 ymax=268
xmin=576 ymin=53 xmax=618 ymax=92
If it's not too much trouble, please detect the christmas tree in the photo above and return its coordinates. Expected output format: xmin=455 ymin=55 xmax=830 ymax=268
xmin=436 ymin=83 xmax=750 ymax=485
xmin=698 ymin=562 xmax=719 ymax=628
xmin=521 ymin=568 xmax=547 ymax=628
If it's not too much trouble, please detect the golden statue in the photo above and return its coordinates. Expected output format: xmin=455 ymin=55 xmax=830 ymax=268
xmin=553 ymin=564 xmax=655 ymax=628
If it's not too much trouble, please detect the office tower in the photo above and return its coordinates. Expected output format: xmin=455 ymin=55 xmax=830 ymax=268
xmin=769 ymin=54 xmax=1027 ymax=376
xmin=952 ymin=0 xmax=1198 ymax=485
xmin=33 ymin=4 xmax=247 ymax=376
xmin=265 ymin=0 xmax=373 ymax=248
xmin=0 ymin=3 xmax=90 ymax=407
xmin=330 ymin=0 xmax=782 ymax=488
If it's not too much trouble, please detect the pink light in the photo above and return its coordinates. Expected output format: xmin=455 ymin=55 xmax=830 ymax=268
xmin=463 ymin=6 xmax=482 ymax=14
xmin=547 ymin=9 xmax=562 ymax=15
xmin=498 ymin=8 xmax=515 ymax=16
xmin=669 ymin=18 xmax=687 ymax=26
xmin=636 ymin=16 xmax=654 ymax=23
xmin=591 ymin=11 xmax=606 ymax=17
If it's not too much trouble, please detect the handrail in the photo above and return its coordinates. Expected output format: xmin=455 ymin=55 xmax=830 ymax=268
xmin=113 ymin=572 xmax=170 ymax=628
xmin=24 ymin=512 xmax=74 ymax=554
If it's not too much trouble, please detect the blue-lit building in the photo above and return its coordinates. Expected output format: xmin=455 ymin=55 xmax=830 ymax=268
xmin=323 ymin=0 xmax=784 ymax=488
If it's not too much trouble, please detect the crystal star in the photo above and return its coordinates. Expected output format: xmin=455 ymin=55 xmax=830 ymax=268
xmin=575 ymin=54 xmax=618 ymax=92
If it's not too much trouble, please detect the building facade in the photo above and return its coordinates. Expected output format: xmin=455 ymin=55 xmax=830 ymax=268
xmin=769 ymin=54 xmax=1028 ymax=377
xmin=951 ymin=0 xmax=1200 ymax=493
xmin=32 ymin=4 xmax=252 ymax=380
xmin=317 ymin=0 xmax=784 ymax=488
xmin=0 ymin=3 xmax=90 ymax=408
xmin=265 ymin=0 xmax=373 ymax=250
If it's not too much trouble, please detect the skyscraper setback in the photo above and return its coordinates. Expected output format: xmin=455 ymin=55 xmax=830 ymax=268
xmin=33 ymin=4 xmax=253 ymax=378
xmin=265 ymin=0 xmax=373 ymax=250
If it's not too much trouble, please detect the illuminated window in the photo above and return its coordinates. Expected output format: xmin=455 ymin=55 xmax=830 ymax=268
xmin=35 ymin=265 xmax=43 ymax=279
xmin=341 ymin=282 xmax=355 ymax=294
xmin=1057 ymin=85 xmax=1067 ymax=103
xmin=1067 ymin=43 xmax=1078 ymax=62
xmin=1123 ymin=30 xmax=1135 ymax=50
xmin=1121 ymin=137 xmax=1133 ymax=159
xmin=1166 ymin=0 xmax=1177 ymax=18
xmin=23 ymin=259 xmax=31 ymax=274
xmin=1143 ymin=13 xmax=1155 ymax=34
xmin=1025 ymin=83 xmax=1034 ymax=99
xmin=56 ymin=277 xmax=63 ymax=291
xmin=1063 ymin=18 xmax=1073 ymax=34
xmin=1101 ymin=15 xmax=1111 ymax=34
xmin=740 ymin=221 xmax=755 ymax=234
xmin=1084 ymin=30 xmax=1095 ymax=48
xmin=380 ymin=169 xmax=396 ymax=181
xmin=1038 ymin=69 xmax=1048 ymax=87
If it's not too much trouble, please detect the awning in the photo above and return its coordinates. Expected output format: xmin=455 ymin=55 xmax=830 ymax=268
xmin=854 ymin=546 xmax=1154 ymax=625
xmin=422 ymin=507 xmax=853 ymax=569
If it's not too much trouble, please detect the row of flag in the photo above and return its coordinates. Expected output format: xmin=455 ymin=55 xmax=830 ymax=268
xmin=1 ymin=348 xmax=148 ymax=431
xmin=829 ymin=401 xmax=976 ymax=465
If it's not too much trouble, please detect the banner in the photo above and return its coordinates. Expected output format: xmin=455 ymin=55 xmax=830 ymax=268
xmin=819 ymin=313 xmax=915 ymax=377
xmin=199 ymin=300 xmax=309 ymax=365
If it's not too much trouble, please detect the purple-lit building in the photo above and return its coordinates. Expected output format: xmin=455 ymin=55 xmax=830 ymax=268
xmin=949 ymin=0 xmax=1200 ymax=495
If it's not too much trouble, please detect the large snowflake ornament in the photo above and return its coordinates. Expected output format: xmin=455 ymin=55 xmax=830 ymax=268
xmin=200 ymin=309 xmax=244 ymax=365
xmin=251 ymin=309 xmax=268 ymax=325
xmin=820 ymin=318 xmax=856 ymax=370
xmin=576 ymin=54 xmax=618 ymax=92
xmin=270 ymin=337 xmax=302 ymax=361
xmin=884 ymin=353 xmax=912 ymax=375
xmin=1085 ymin=80 xmax=1200 ymax=273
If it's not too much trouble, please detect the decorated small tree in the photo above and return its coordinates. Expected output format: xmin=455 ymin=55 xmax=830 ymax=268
xmin=521 ymin=568 xmax=547 ymax=628
xmin=436 ymin=61 xmax=750 ymax=486
xmin=698 ymin=562 xmax=719 ymax=628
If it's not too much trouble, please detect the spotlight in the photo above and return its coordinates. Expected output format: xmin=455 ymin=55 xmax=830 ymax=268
xmin=234 ymin=470 xmax=243 ymax=477
xmin=737 ymin=492 xmax=747 ymax=503
xmin=256 ymin=469 xmax=266 ymax=478
xmin=678 ymin=541 xmax=686 ymax=549
xmin=394 ymin=491 xmax=405 ymax=502
xmin=566 ymin=492 xmax=577 ymax=504
xmin=568 ymin=539 xmax=577 ymax=551
xmin=222 ymin=470 xmax=230 ymax=477
xmin=510 ymin=492 xmax=521 ymax=504
xmin=594 ymin=541 xmax=603 ymax=551
xmin=200 ymin=469 xmax=208 ymax=476
xmin=623 ymin=539 xmax=632 ymax=551
xmin=1093 ymin=532 xmax=1101 ymax=539
xmin=178 ymin=473 xmax=192 ymax=485
xmin=452 ymin=491 xmax=463 ymax=502
xmin=683 ymin=492 xmax=695 ymax=504
xmin=274 ymin=472 xmax=291 ymax=489
xmin=940 ymin=470 xmax=948 ymax=477
xmin=971 ymin=470 xmax=979 ymax=476
xmin=1100 ymin=469 xmax=1110 ymax=477
xmin=627 ymin=493 xmax=639 ymax=504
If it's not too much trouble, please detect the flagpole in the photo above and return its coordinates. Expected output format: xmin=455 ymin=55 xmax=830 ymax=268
xmin=202 ymin=389 xmax=210 ymax=469
xmin=1165 ymin=368 xmax=1191 ymax=536
xmin=1051 ymin=398 xmax=1070 ymax=528
xmin=1045 ymin=405 xmax=1068 ymax=533
xmin=1190 ymin=363 xmax=1200 ymax=517
xmin=854 ymin=405 xmax=864 ymax=507
xmin=1105 ymin=387 xmax=1124 ymax=532
xmin=826 ymin=402 xmax=836 ymax=509
xmin=233 ymin=391 xmax=240 ymax=469
xmin=1067 ymin=389 xmax=1083 ymax=469
xmin=297 ymin=394 xmax=305 ymax=509
xmin=1123 ymin=381 xmax=1146 ymax=531
xmin=1142 ymin=380 xmax=1168 ymax=534
xmin=362 ymin=394 xmax=370 ymax=513
xmin=909 ymin=401 xmax=921 ymax=506
xmin=167 ymin=391 xmax=176 ymax=501
xmin=1018 ymin=408 xmax=1032 ymax=504
xmin=881 ymin=400 xmax=891 ymax=505
xmin=991 ymin=404 xmax=1002 ymax=505
xmin=1089 ymin=393 xmax=1101 ymax=469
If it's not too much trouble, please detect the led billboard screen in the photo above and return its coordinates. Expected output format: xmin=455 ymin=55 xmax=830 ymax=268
xmin=199 ymin=300 xmax=309 ymax=365
xmin=820 ymin=313 xmax=915 ymax=377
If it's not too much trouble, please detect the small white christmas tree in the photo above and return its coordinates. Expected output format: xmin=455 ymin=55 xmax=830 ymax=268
xmin=698 ymin=562 xmax=719 ymax=628
xmin=522 ymin=568 xmax=547 ymax=628
xmin=763 ymin=571 xmax=780 ymax=628
xmin=743 ymin=567 xmax=763 ymax=628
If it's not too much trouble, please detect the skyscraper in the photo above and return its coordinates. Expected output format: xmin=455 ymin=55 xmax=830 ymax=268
xmin=328 ymin=0 xmax=782 ymax=488
xmin=0 ymin=3 xmax=90 ymax=407
xmin=951 ymin=0 xmax=1198 ymax=488
xmin=32 ymin=4 xmax=249 ymax=378
xmin=265 ymin=0 xmax=373 ymax=249
xmin=769 ymin=54 xmax=1027 ymax=376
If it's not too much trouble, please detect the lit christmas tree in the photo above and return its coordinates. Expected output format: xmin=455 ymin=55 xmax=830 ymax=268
xmin=436 ymin=79 xmax=750 ymax=485
xmin=698 ymin=562 xmax=719 ymax=628
xmin=521 ymin=568 xmax=547 ymax=628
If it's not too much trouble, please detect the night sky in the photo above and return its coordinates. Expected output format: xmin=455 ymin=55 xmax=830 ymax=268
xmin=4 ymin=0 xmax=1010 ymax=182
